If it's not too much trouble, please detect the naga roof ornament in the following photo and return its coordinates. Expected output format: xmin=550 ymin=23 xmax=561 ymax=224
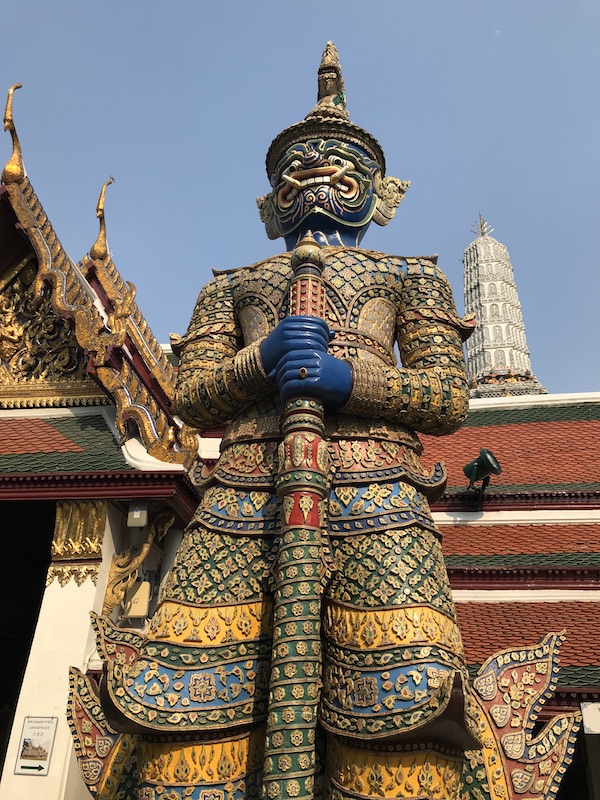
xmin=2 ymin=83 xmax=24 ymax=184
xmin=89 ymin=175 xmax=114 ymax=262
xmin=266 ymin=41 xmax=386 ymax=180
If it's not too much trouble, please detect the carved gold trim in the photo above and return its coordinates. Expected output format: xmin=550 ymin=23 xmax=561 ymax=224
xmin=328 ymin=735 xmax=465 ymax=799
xmin=324 ymin=600 xmax=464 ymax=654
xmin=137 ymin=728 xmax=265 ymax=785
xmin=0 ymin=255 xmax=30 ymax=294
xmin=46 ymin=501 xmax=106 ymax=587
xmin=95 ymin=362 xmax=183 ymax=464
xmin=2 ymin=83 xmax=24 ymax=184
xmin=102 ymin=511 xmax=174 ymax=615
xmin=1 ymin=165 xmax=197 ymax=466
xmin=52 ymin=500 xmax=106 ymax=560
xmin=0 ymin=252 xmax=109 ymax=407
xmin=0 ymin=377 xmax=109 ymax=408
xmin=89 ymin=176 xmax=114 ymax=261
xmin=46 ymin=563 xmax=99 ymax=587
xmin=147 ymin=598 xmax=274 ymax=645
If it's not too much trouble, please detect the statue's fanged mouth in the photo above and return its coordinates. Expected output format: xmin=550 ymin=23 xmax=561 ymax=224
xmin=279 ymin=164 xmax=355 ymax=205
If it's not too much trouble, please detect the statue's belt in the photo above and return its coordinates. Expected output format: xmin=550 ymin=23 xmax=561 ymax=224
xmin=202 ymin=436 xmax=446 ymax=504
xmin=220 ymin=412 xmax=423 ymax=449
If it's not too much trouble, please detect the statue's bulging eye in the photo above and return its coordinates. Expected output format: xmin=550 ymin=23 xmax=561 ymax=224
xmin=329 ymin=155 xmax=346 ymax=167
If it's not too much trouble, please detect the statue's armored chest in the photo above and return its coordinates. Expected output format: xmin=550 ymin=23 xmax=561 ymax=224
xmin=228 ymin=250 xmax=407 ymax=362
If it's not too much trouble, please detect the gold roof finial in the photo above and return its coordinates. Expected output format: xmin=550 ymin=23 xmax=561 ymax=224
xmin=471 ymin=213 xmax=494 ymax=237
xmin=90 ymin=176 xmax=114 ymax=261
xmin=2 ymin=83 xmax=25 ymax=184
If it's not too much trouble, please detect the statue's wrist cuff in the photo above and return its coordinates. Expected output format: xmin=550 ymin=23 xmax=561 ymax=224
xmin=343 ymin=359 xmax=388 ymax=416
xmin=233 ymin=338 xmax=271 ymax=388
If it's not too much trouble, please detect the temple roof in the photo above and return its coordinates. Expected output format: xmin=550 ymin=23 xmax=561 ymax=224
xmin=422 ymin=396 xmax=600 ymax=499
xmin=442 ymin=523 xmax=600 ymax=568
xmin=427 ymin=394 xmax=600 ymax=695
xmin=0 ymin=412 xmax=128 ymax=472
xmin=456 ymin=601 xmax=600 ymax=687
xmin=0 ymin=87 xmax=198 ymax=469
xmin=0 ymin=408 xmax=200 ymax=522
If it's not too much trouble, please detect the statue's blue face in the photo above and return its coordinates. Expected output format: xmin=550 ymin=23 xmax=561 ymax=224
xmin=271 ymin=139 xmax=378 ymax=246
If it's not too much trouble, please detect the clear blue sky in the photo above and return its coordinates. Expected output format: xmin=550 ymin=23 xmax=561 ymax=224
xmin=2 ymin=1 xmax=598 ymax=393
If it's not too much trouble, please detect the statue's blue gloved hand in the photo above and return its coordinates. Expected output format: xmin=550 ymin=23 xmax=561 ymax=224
xmin=274 ymin=349 xmax=353 ymax=408
xmin=260 ymin=317 xmax=331 ymax=377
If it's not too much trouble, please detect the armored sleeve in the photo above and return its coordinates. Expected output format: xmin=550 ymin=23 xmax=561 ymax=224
xmin=174 ymin=274 xmax=274 ymax=429
xmin=342 ymin=262 xmax=473 ymax=435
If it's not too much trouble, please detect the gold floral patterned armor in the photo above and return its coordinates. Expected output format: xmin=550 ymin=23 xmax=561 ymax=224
xmin=98 ymin=248 xmax=475 ymax=799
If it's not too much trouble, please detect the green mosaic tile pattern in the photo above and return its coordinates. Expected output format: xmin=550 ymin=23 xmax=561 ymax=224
xmin=463 ymin=402 xmax=600 ymax=428
xmin=0 ymin=414 xmax=130 ymax=473
xmin=445 ymin=553 xmax=600 ymax=568
xmin=446 ymin=481 xmax=600 ymax=494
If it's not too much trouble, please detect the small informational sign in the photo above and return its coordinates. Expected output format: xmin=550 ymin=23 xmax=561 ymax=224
xmin=14 ymin=716 xmax=58 ymax=776
xmin=581 ymin=702 xmax=600 ymax=734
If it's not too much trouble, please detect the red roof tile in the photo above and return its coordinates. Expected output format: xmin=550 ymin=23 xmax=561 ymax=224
xmin=0 ymin=418 xmax=83 ymax=455
xmin=456 ymin=601 xmax=600 ymax=667
xmin=441 ymin=524 xmax=600 ymax=556
xmin=421 ymin=419 xmax=600 ymax=490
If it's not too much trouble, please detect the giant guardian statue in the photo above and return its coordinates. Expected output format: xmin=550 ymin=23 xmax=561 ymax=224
xmin=70 ymin=43 xmax=580 ymax=800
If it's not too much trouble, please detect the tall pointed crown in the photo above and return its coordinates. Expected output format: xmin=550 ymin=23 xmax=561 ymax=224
xmin=266 ymin=42 xmax=386 ymax=180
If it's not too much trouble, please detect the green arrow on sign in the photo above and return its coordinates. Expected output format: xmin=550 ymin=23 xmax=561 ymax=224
xmin=20 ymin=764 xmax=44 ymax=771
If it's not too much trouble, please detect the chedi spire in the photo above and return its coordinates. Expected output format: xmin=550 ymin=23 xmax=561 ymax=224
xmin=464 ymin=217 xmax=546 ymax=397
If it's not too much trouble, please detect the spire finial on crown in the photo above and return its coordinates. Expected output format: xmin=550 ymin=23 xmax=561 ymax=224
xmin=265 ymin=42 xmax=385 ymax=179
xmin=311 ymin=41 xmax=348 ymax=120
xmin=2 ymin=83 xmax=25 ymax=184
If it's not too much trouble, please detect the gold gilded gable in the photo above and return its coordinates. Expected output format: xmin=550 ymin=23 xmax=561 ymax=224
xmin=0 ymin=256 xmax=108 ymax=408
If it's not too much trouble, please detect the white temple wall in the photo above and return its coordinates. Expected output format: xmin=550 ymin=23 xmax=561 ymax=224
xmin=0 ymin=502 xmax=123 ymax=800
xmin=0 ymin=578 xmax=96 ymax=800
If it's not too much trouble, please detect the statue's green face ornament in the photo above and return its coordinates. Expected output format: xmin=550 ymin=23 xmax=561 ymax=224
xmin=258 ymin=138 xmax=409 ymax=249
xmin=271 ymin=139 xmax=379 ymax=247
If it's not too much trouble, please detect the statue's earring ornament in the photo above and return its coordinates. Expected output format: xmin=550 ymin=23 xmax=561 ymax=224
xmin=256 ymin=192 xmax=279 ymax=240
xmin=372 ymin=173 xmax=411 ymax=226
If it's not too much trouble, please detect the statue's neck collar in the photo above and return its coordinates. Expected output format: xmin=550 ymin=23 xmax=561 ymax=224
xmin=284 ymin=223 xmax=370 ymax=250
